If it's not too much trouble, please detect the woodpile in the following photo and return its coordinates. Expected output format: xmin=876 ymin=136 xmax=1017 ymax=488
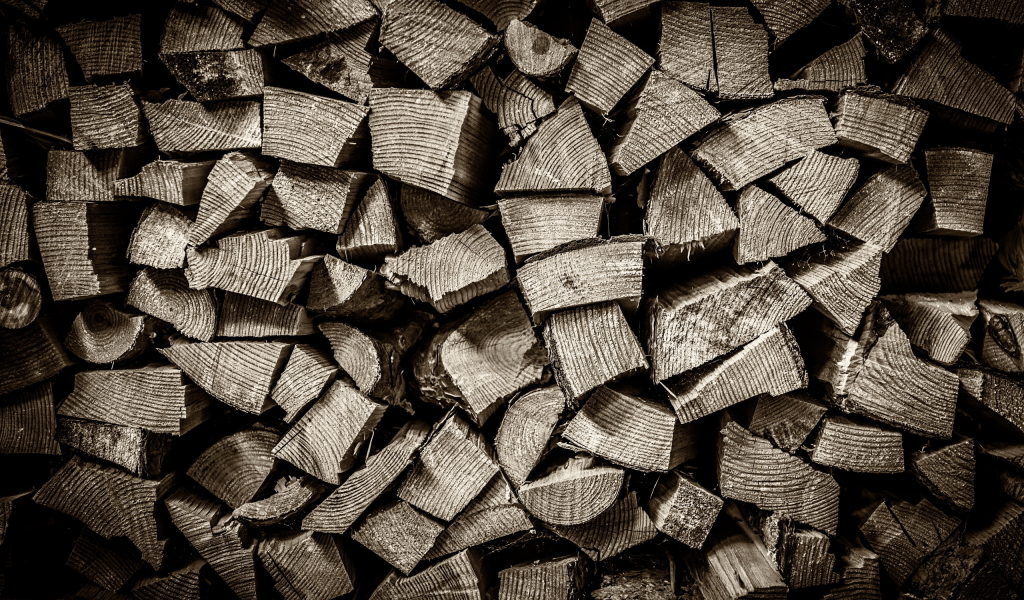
xmin=3 ymin=0 xmax=1024 ymax=599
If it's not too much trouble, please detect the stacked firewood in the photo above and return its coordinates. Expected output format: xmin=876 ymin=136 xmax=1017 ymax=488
xmin=3 ymin=0 xmax=1024 ymax=598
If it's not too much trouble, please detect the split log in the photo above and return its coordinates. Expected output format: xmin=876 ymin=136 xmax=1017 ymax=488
xmin=978 ymin=299 xmax=1024 ymax=373
xmin=979 ymin=442 xmax=1024 ymax=472
xmin=160 ymin=3 xmax=245 ymax=53
xmin=217 ymin=293 xmax=312 ymax=337
xmin=496 ymin=96 xmax=611 ymax=196
xmin=551 ymin=491 xmax=658 ymax=561
xmin=307 ymin=255 xmax=405 ymax=321
xmin=666 ymin=325 xmax=807 ymax=425
xmin=425 ymin=471 xmax=532 ymax=559
xmin=249 ymin=0 xmax=376 ymax=47
xmin=257 ymin=531 xmax=354 ymax=600
xmin=162 ymin=50 xmax=265 ymax=102
xmin=454 ymin=0 xmax=537 ymax=30
xmin=784 ymin=242 xmax=883 ymax=336
xmin=565 ymin=18 xmax=654 ymax=116
xmin=959 ymin=368 xmax=1024 ymax=435
xmin=33 ymin=456 xmax=174 ymax=570
xmin=471 ymin=67 xmax=554 ymax=146
xmin=841 ymin=0 xmax=926 ymax=62
xmin=185 ymin=229 xmax=322 ymax=304
xmin=128 ymin=203 xmax=191 ymax=270
xmin=270 ymin=345 xmax=337 ymax=422
xmin=742 ymin=509 xmax=839 ymax=589
xmin=495 ymin=386 xmax=564 ymax=488
xmin=747 ymin=390 xmax=828 ymax=453
xmin=47 ymin=148 xmax=150 ymax=202
xmin=645 ymin=261 xmax=810 ymax=381
xmin=132 ymin=559 xmax=204 ymax=600
xmin=66 ymin=529 xmax=145 ymax=593
xmin=911 ymin=436 xmax=975 ymax=512
xmin=232 ymin=476 xmax=325 ymax=526
xmin=397 ymin=413 xmax=500 ymax=521
xmin=65 ymin=301 xmax=150 ymax=364
xmin=141 ymin=99 xmax=262 ymax=153
xmin=858 ymin=500 xmax=928 ymax=586
xmin=498 ymin=194 xmax=602 ymax=264
xmin=587 ymin=0 xmax=658 ymax=22
xmin=658 ymin=1 xmax=716 ymax=93
xmin=591 ymin=551 xmax=671 ymax=599
xmin=820 ymin=539 xmax=881 ymax=600
xmin=399 ymin=184 xmax=492 ymax=243
xmin=5 ymin=23 xmax=68 ymax=119
xmin=262 ymin=87 xmax=368 ymax=168
xmin=114 ymin=159 xmax=215 ymax=206
xmin=711 ymin=6 xmax=773 ymax=99
xmin=749 ymin=0 xmax=830 ymax=46
xmin=810 ymin=415 xmax=904 ymax=473
xmin=504 ymin=19 xmax=576 ymax=78
xmin=56 ymin=417 xmax=170 ymax=478
xmin=828 ymin=164 xmax=928 ymax=252
xmin=518 ymin=455 xmax=623 ymax=526
xmin=499 ymin=555 xmax=588 ymax=600
xmin=336 ymin=178 xmax=403 ymax=263
xmin=68 ymin=84 xmax=144 ymax=150
xmin=775 ymin=34 xmax=868 ymax=92
xmin=57 ymin=364 xmax=214 ymax=435
xmin=965 ymin=496 xmax=1024 ymax=591
xmin=733 ymin=185 xmax=825 ymax=263
xmin=189 ymin=151 xmax=274 ymax=246
xmin=32 ymin=201 xmax=139 ymax=301
xmin=0 ymin=269 xmax=41 ymax=329
xmin=766 ymin=151 xmax=859 ymax=224
xmin=381 ymin=223 xmax=507 ymax=313
xmin=56 ymin=15 xmax=142 ymax=82
xmin=543 ymin=301 xmax=649 ymax=403
xmin=648 ymin=470 xmax=723 ymax=549
xmin=0 ymin=318 xmax=72 ymax=395
xmin=320 ymin=321 xmax=405 ymax=404
xmin=832 ymin=87 xmax=929 ymax=164
xmin=0 ymin=382 xmax=58 ymax=455
xmin=160 ymin=340 xmax=292 ymax=414
xmin=0 ymin=182 xmax=30 ymax=268
xmin=263 ymin=162 xmax=373 ymax=235
xmin=718 ymin=420 xmax=840 ymax=533
xmin=303 ymin=420 xmax=430 ymax=533
xmin=273 ymin=380 xmax=387 ymax=484
xmin=380 ymin=0 xmax=499 ymax=90
xmin=944 ymin=0 xmax=1024 ymax=21
xmin=370 ymin=89 xmax=500 ymax=204
xmin=881 ymin=292 xmax=977 ymax=365
xmin=127 ymin=268 xmax=218 ymax=341
xmin=883 ymin=237 xmax=997 ymax=293
xmin=352 ymin=499 xmax=444 ymax=574
xmin=691 ymin=96 xmax=836 ymax=191
xmin=916 ymin=147 xmax=993 ymax=237
xmin=368 ymin=549 xmax=486 ymax=600
xmin=187 ymin=427 xmax=279 ymax=508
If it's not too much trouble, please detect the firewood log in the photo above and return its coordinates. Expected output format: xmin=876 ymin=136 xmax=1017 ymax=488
xmin=718 ymin=420 xmax=840 ymax=533
xmin=766 ymin=151 xmax=859 ymax=224
xmin=954 ymin=559 xmax=1021 ymax=600
xmin=496 ymin=96 xmax=611 ymax=196
xmin=132 ymin=559 xmax=204 ymax=600
xmin=160 ymin=3 xmax=245 ymax=53
xmin=57 ymin=364 xmax=214 ymax=434
xmin=187 ymin=427 xmax=278 ymax=508
xmin=648 ymin=470 xmax=723 ymax=549
xmin=659 ymin=2 xmax=716 ymax=93
xmin=303 ymin=419 xmax=430 ymax=533
xmin=840 ymin=0 xmax=926 ymax=63
xmin=400 ymin=184 xmax=492 ymax=243
xmin=784 ymin=242 xmax=883 ymax=335
xmin=263 ymin=87 xmax=369 ymax=168
xmin=820 ymin=538 xmax=881 ymax=600
xmin=164 ymin=488 xmax=257 ymax=600
xmin=774 ymin=34 xmax=867 ymax=92
xmin=127 ymin=268 xmax=218 ymax=341
xmin=911 ymin=436 xmax=975 ymax=512
xmin=495 ymin=386 xmax=564 ymax=488
xmin=0 ymin=269 xmax=41 ymax=329
xmin=0 ymin=182 xmax=30 ymax=268
xmin=319 ymin=321 xmax=405 ymax=404
xmin=544 ymin=301 xmax=649 ymax=403
xmin=498 ymin=555 xmax=588 ymax=600
xmin=232 ymin=475 xmax=325 ymax=526
xmin=217 ymin=292 xmax=313 ymax=337
xmin=65 ymin=300 xmax=151 ymax=363
xmin=0 ymin=382 xmax=58 ymax=455
xmin=471 ymin=67 xmax=554 ymax=146
xmin=32 ymin=201 xmax=139 ymax=301
xmin=47 ymin=147 xmax=150 ymax=202
xmin=829 ymin=164 xmax=928 ymax=252
xmin=979 ymin=442 xmax=1024 ymax=472
xmin=733 ymin=185 xmax=825 ymax=263
xmin=903 ymin=533 xmax=986 ymax=600
xmin=965 ymin=496 xmax=1024 ymax=591
xmin=0 ymin=318 xmax=72 ymax=395
xmin=711 ymin=6 xmax=773 ymax=99
xmin=565 ymin=18 xmax=654 ymax=116
xmin=884 ymin=237 xmax=997 ymax=293
xmin=185 ymin=229 xmax=322 ymax=304
xmin=587 ymin=0 xmax=658 ymax=22
xmin=127 ymin=203 xmax=191 ymax=270
xmin=518 ymin=455 xmax=623 ymax=526
xmin=742 ymin=508 xmax=840 ymax=589
xmin=368 ymin=549 xmax=486 ymax=600
xmin=161 ymin=50 xmax=265 ymax=102
xmin=141 ymin=99 xmax=262 ymax=153
xmin=978 ymin=299 xmax=1024 ymax=373
xmin=810 ymin=415 xmax=904 ymax=473
xmin=944 ymin=0 xmax=1023 ymax=21
xmin=5 ymin=23 xmax=68 ymax=119
xmin=749 ymin=0 xmax=830 ymax=46
xmin=859 ymin=497 xmax=957 ymax=586
xmin=504 ymin=19 xmax=576 ymax=78
xmin=249 ymin=0 xmax=377 ymax=47
xmin=747 ymin=390 xmax=828 ymax=453
xmin=691 ymin=96 xmax=836 ymax=191
xmin=370 ymin=89 xmax=500 ymax=204
xmin=551 ymin=490 xmax=658 ymax=561
xmin=34 ymin=456 xmax=175 ymax=569
xmin=306 ymin=255 xmax=405 ymax=321
xmin=336 ymin=178 xmax=402 ymax=263
xmin=56 ymin=417 xmax=170 ymax=478
xmin=498 ymin=194 xmax=603 ymax=264
xmin=915 ymin=147 xmax=993 ymax=237
xmin=257 ymin=530 xmax=354 ymax=600
xmin=273 ymin=380 xmax=386 ymax=484
xmin=189 ymin=152 xmax=273 ymax=246
xmin=56 ymin=15 xmax=142 ymax=82
xmin=425 ymin=471 xmax=531 ymax=559
xmin=591 ymin=551 xmax=672 ymax=599
xmin=352 ymin=499 xmax=444 ymax=574
xmin=832 ymin=86 xmax=929 ymax=164
xmin=880 ymin=292 xmax=977 ymax=365
xmin=114 ymin=159 xmax=215 ymax=206
xmin=66 ymin=529 xmax=144 ymax=593
xmin=453 ymin=0 xmax=537 ymax=29
xmin=262 ymin=162 xmax=371 ymax=235
xmin=959 ymin=368 xmax=1024 ymax=435
xmin=68 ymin=84 xmax=144 ymax=150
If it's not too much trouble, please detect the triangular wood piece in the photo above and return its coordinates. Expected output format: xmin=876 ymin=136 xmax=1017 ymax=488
xmin=494 ymin=386 xmax=565 ymax=488
xmin=747 ymin=391 xmax=828 ymax=453
xmin=565 ymin=18 xmax=654 ymax=116
xmin=829 ymin=164 xmax=927 ymax=253
xmin=352 ymin=500 xmax=444 ymax=575
xmin=881 ymin=292 xmax=978 ymax=365
xmin=127 ymin=268 xmax=218 ymax=341
xmin=271 ymin=345 xmax=338 ymax=423
xmin=767 ymin=151 xmax=859 ymax=223
xmin=368 ymin=549 xmax=486 ymax=600
xmin=775 ymin=34 xmax=867 ymax=92
xmin=400 ymin=184 xmax=492 ymax=244
xmin=142 ymin=99 xmax=262 ymax=154
xmin=733 ymin=186 xmax=826 ymax=264
xmin=424 ymin=472 xmax=531 ymax=560
xmin=217 ymin=292 xmax=313 ymax=338
xmin=504 ymin=19 xmax=576 ymax=78
xmin=832 ymin=87 xmax=928 ymax=164
xmin=337 ymin=178 xmax=403 ymax=264
xmin=232 ymin=476 xmax=325 ymax=526
xmin=498 ymin=194 xmax=603 ymax=264
xmin=307 ymin=255 xmax=406 ymax=322
xmin=262 ymin=161 xmax=374 ymax=235
xmin=784 ymin=242 xmax=884 ymax=335
xmin=519 ymin=455 xmax=624 ymax=526
xmin=128 ymin=203 xmax=192 ymax=270
xmin=65 ymin=300 xmax=151 ymax=364
xmin=911 ymin=436 xmax=975 ymax=512
xmin=188 ymin=427 xmax=279 ymax=508
xmin=258 ymin=531 xmax=354 ymax=600
xmin=471 ymin=67 xmax=555 ymax=146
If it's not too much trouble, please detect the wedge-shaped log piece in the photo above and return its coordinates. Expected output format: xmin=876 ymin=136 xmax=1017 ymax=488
xmin=495 ymin=386 xmax=564 ymax=488
xmin=160 ymin=341 xmax=292 ymax=414
xmin=58 ymin=364 xmax=213 ymax=435
xmin=544 ymin=302 xmax=649 ymax=403
xmin=400 ymin=183 xmax=492 ymax=243
xmin=0 ymin=183 xmax=30 ymax=268
xmin=370 ymin=89 xmax=500 ymax=205
xmin=162 ymin=49 xmax=265 ymax=102
xmin=750 ymin=0 xmax=829 ymax=46
xmin=819 ymin=540 xmax=880 ymax=600
xmin=303 ymin=420 xmax=430 ymax=533
xmin=858 ymin=501 xmax=924 ymax=586
xmin=742 ymin=509 xmax=839 ymax=589
xmin=188 ymin=427 xmax=279 ymax=508
xmin=381 ymin=224 xmax=507 ymax=313
xmin=495 ymin=97 xmax=611 ymax=196
xmin=691 ymin=96 xmax=836 ymax=191
xmin=128 ymin=268 xmax=218 ymax=341
xmin=270 ymin=345 xmax=338 ymax=422
xmin=352 ymin=500 xmax=444 ymax=575
xmin=381 ymin=0 xmax=499 ymax=89
xmin=142 ymin=99 xmax=262 ymax=153
xmin=128 ymin=203 xmax=191 ymax=270
xmin=832 ymin=87 xmax=929 ymax=164
xmin=34 ymin=456 xmax=174 ymax=570
xmin=454 ymin=0 xmax=537 ymax=30
xmin=499 ymin=555 xmax=588 ymax=600
xmin=472 ymin=67 xmax=555 ymax=146
xmin=960 ymin=368 xmax=1024 ymax=435
xmin=667 ymin=325 xmax=806 ymax=425
xmin=65 ymin=300 xmax=150 ymax=363
xmin=57 ymin=15 xmax=142 ymax=82
xmin=258 ymin=531 xmax=354 ymax=600
xmin=264 ymin=162 xmax=374 ymax=235
xmin=274 ymin=380 xmax=386 ymax=484
xmin=165 ymin=489 xmax=257 ymax=600
xmin=733 ymin=186 xmax=825 ymax=264
xmin=33 ymin=201 xmax=139 ymax=301
xmin=190 ymin=152 xmax=274 ymax=246
xmin=587 ymin=0 xmax=658 ymax=22
xmin=398 ymin=413 xmax=499 ymax=521
xmin=0 ymin=269 xmax=40 ymax=329
xmin=810 ymin=415 xmax=904 ymax=473
xmin=369 ymin=549 xmax=486 ymax=600
xmin=829 ymin=164 xmax=927 ymax=252
xmin=320 ymin=321 xmax=405 ymax=404
xmin=881 ymin=292 xmax=977 ymax=365
xmin=505 ymin=19 xmax=576 ymax=78
xmin=647 ymin=262 xmax=810 ymax=381
xmin=0 ymin=382 xmax=58 ymax=455
xmin=784 ymin=242 xmax=883 ymax=335
xmin=132 ymin=559 xmax=204 ymax=600
xmin=842 ymin=0 xmax=925 ymax=62
xmin=884 ymin=237 xmax=997 ymax=293
xmin=57 ymin=418 xmax=170 ymax=478
xmin=232 ymin=476 xmax=325 ymax=526
xmin=115 ymin=159 xmax=215 ymax=206
xmin=218 ymin=293 xmax=312 ymax=338
xmin=609 ymin=69 xmax=719 ymax=176
xmin=767 ymin=151 xmax=859 ymax=224
xmin=498 ymin=194 xmax=603 ymax=264
xmin=659 ymin=2 xmax=716 ymax=93
xmin=979 ymin=299 xmax=1024 ymax=373
xmin=775 ymin=34 xmax=867 ymax=92
xmin=307 ymin=255 xmax=405 ymax=322
xmin=425 ymin=471 xmax=531 ymax=559
xmin=160 ymin=3 xmax=245 ymax=52
xmin=911 ymin=436 xmax=975 ymax=512
xmin=519 ymin=455 xmax=623 ymax=526
xmin=67 ymin=529 xmax=145 ymax=593
xmin=6 ymin=23 xmax=68 ymax=119
xmin=649 ymin=470 xmax=723 ymax=549
xmin=0 ymin=319 xmax=71 ymax=395
xmin=69 ymin=84 xmax=144 ymax=150
xmin=336 ymin=178 xmax=403 ymax=264
xmin=47 ymin=148 xmax=150 ymax=202
xmin=186 ymin=229 xmax=322 ymax=304
xmin=718 ymin=421 xmax=840 ymax=533
xmin=917 ymin=147 xmax=993 ymax=237
xmin=566 ymin=18 xmax=654 ymax=116
xmin=250 ymin=0 xmax=376 ymax=47
xmin=551 ymin=491 xmax=658 ymax=561
xmin=711 ymin=6 xmax=773 ymax=99
xmin=747 ymin=391 xmax=827 ymax=453
xmin=263 ymin=87 xmax=368 ymax=168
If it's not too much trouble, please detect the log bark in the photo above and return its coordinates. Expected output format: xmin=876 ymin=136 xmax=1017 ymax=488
xmin=249 ymin=0 xmax=376 ymax=47
xmin=0 ymin=382 xmax=59 ymax=455
xmin=747 ymin=390 xmax=828 ymax=453
xmin=188 ymin=427 xmax=279 ymax=508
xmin=56 ymin=417 xmax=170 ymax=478
xmin=0 ymin=318 xmax=72 ymax=395
xmin=840 ymin=0 xmax=926 ymax=63
xmin=880 ymin=291 xmax=977 ymax=365
xmin=270 ymin=344 xmax=338 ymax=422
xmin=911 ymin=436 xmax=975 ymax=512
xmin=262 ymin=87 xmax=369 ymax=168
xmin=832 ymin=86 xmax=929 ymax=164
xmin=495 ymin=386 xmax=565 ymax=488
xmin=141 ymin=99 xmax=262 ymax=153
xmin=775 ymin=34 xmax=867 ymax=92
xmin=0 ymin=269 xmax=41 ymax=329
xmin=114 ymin=159 xmax=215 ymax=206
xmin=217 ymin=292 xmax=313 ymax=337
xmin=504 ymin=19 xmax=576 ymax=78
xmin=884 ymin=237 xmax=997 ymax=293
xmin=518 ymin=455 xmax=623 ymax=526
xmin=65 ymin=300 xmax=151 ymax=363
xmin=471 ymin=66 xmax=555 ymax=146
xmin=162 ymin=49 xmax=265 ymax=102
xmin=352 ymin=499 xmax=444 ymax=574
xmin=550 ymin=490 xmax=658 ymax=561
xmin=565 ymin=18 xmax=654 ymax=116
xmin=257 ymin=531 xmax=354 ymax=600
xmin=766 ymin=150 xmax=859 ymax=224
xmin=648 ymin=470 xmax=723 ymax=549
xmin=127 ymin=268 xmax=218 ymax=341
xmin=810 ymin=415 xmax=904 ymax=473
xmin=829 ymin=164 xmax=928 ymax=252
xmin=784 ymin=242 xmax=883 ymax=336
xmin=57 ymin=15 xmax=142 ymax=82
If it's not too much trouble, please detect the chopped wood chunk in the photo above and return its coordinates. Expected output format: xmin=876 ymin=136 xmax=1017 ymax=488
xmin=232 ymin=476 xmax=325 ymax=526
xmin=369 ymin=549 xmax=486 ymax=600
xmin=784 ymin=242 xmax=883 ymax=335
xmin=56 ymin=417 xmax=170 ymax=478
xmin=519 ymin=455 xmax=624 ymax=526
xmin=711 ymin=6 xmax=773 ymax=99
xmin=743 ymin=509 xmax=839 ymax=589
xmin=0 ymin=269 xmax=41 ymax=329
xmin=734 ymin=186 xmax=826 ymax=264
xmin=648 ymin=470 xmax=723 ymax=549
xmin=966 ymin=496 xmax=1024 ymax=591
xmin=270 ymin=345 xmax=338 ymax=422
xmin=832 ymin=87 xmax=929 ymax=164
xmin=263 ymin=159 xmax=375 ymax=235
xmin=566 ymin=18 xmax=654 ymax=116
xmin=132 ymin=560 xmax=204 ymax=600
xmin=128 ymin=203 xmax=191 ymax=270
xmin=307 ymin=255 xmax=405 ymax=322
xmin=162 ymin=49 xmax=265 ymax=101
xmin=6 ymin=24 xmax=68 ymax=119
xmin=0 ymin=382 xmax=59 ymax=455
xmin=587 ymin=0 xmax=658 ymax=22
xmin=0 ymin=183 xmax=29 ymax=268
xmin=67 ymin=529 xmax=144 ymax=593
xmin=400 ymin=184 xmax=492 ymax=243
xmin=127 ymin=268 xmax=218 ymax=341
xmin=337 ymin=177 xmax=403 ymax=263
xmin=47 ymin=148 xmax=147 ymax=202
xmin=115 ymin=159 xmax=215 ymax=205
xmin=425 ymin=471 xmax=531 ymax=559
xmin=810 ymin=415 xmax=904 ymax=473
xmin=881 ymin=291 xmax=977 ymax=365
xmin=916 ymin=147 xmax=993 ymax=237
xmin=858 ymin=500 xmax=925 ymax=586
xmin=820 ymin=539 xmax=880 ymax=600
xmin=69 ymin=84 xmax=144 ymax=150
xmin=829 ymin=164 xmax=927 ymax=252
xmin=142 ymin=99 xmax=262 ymax=153
xmin=454 ymin=0 xmax=537 ymax=30
xmin=551 ymin=490 xmax=658 ymax=561
xmin=767 ymin=151 xmax=859 ymax=224
xmin=57 ymin=15 xmax=142 ymax=82
xmin=775 ymin=34 xmax=868 ymax=92
xmin=747 ymin=390 xmax=828 ymax=453
xmin=352 ymin=499 xmax=444 ymax=574
xmin=591 ymin=551 xmax=672 ymax=599
xmin=884 ymin=237 xmax=997 ymax=293
xmin=187 ymin=427 xmax=278 ymax=508
xmin=0 ymin=319 xmax=72 ymax=395
xmin=495 ymin=386 xmax=565 ymax=488
xmin=504 ymin=19 xmax=576 ymax=78
xmin=911 ymin=436 xmax=975 ymax=512
xmin=320 ymin=321 xmax=405 ymax=403
xmin=841 ymin=0 xmax=926 ymax=62
xmin=499 ymin=555 xmax=589 ymax=600
xmin=250 ymin=0 xmax=376 ymax=47
xmin=750 ymin=0 xmax=830 ymax=46
xmin=659 ymin=1 xmax=716 ymax=93
xmin=944 ymin=0 xmax=1024 ymax=22
xmin=472 ymin=67 xmax=555 ymax=146
xmin=217 ymin=292 xmax=313 ymax=337
xmin=498 ymin=194 xmax=603 ymax=264
xmin=979 ymin=299 xmax=1024 ymax=373
xmin=258 ymin=531 xmax=354 ymax=600
xmin=161 ymin=3 xmax=245 ymax=53
xmin=65 ymin=300 xmax=150 ymax=364
xmin=959 ymin=368 xmax=1024 ymax=435
xmin=263 ymin=87 xmax=368 ymax=168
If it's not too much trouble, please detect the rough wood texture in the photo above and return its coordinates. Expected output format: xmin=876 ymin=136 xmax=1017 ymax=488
xmin=258 ymin=531 xmax=354 ymax=600
xmin=0 ymin=183 xmax=30 ymax=268
xmin=832 ymin=87 xmax=929 ymax=164
xmin=190 ymin=152 xmax=274 ymax=246
xmin=65 ymin=300 xmax=150 ymax=363
xmin=162 ymin=49 xmax=265 ymax=102
xmin=132 ymin=559 xmax=204 ymax=600
xmin=270 ymin=345 xmax=337 ymax=423
xmin=46 ymin=148 xmax=146 ymax=203
xmin=979 ymin=299 xmax=1024 ymax=373
xmin=263 ymin=162 xmax=371 ymax=235
xmin=591 ymin=551 xmax=672 ymax=599
xmin=307 ymin=255 xmax=405 ymax=322
xmin=648 ymin=470 xmax=723 ymax=549
xmin=336 ymin=177 xmax=403 ymax=263
xmin=819 ymin=539 xmax=880 ymax=600
xmin=128 ymin=203 xmax=191 ymax=270
xmin=187 ymin=427 xmax=278 ymax=508
xmin=0 ymin=382 xmax=58 ymax=455
xmin=960 ymin=368 xmax=1024 ymax=435
xmin=784 ymin=242 xmax=883 ymax=336
xmin=858 ymin=500 xmax=927 ymax=586
xmin=911 ymin=436 xmax=975 ymax=512
xmin=743 ymin=509 xmax=839 ymax=589
xmin=232 ymin=475 xmax=325 ymax=526
xmin=842 ymin=0 xmax=925 ymax=63
xmin=368 ymin=549 xmax=486 ymax=600
xmin=881 ymin=291 xmax=977 ymax=365
xmin=711 ymin=6 xmax=773 ymax=99
xmin=56 ymin=417 xmax=169 ymax=478
xmin=66 ymin=529 xmax=145 ymax=593
xmin=519 ymin=455 xmax=623 ymax=526
xmin=319 ymin=321 xmax=405 ymax=404
xmin=565 ymin=18 xmax=654 ymax=116
xmin=550 ymin=490 xmax=658 ymax=561
xmin=160 ymin=3 xmax=245 ymax=53
xmin=733 ymin=185 xmax=825 ymax=264
xmin=352 ymin=500 xmax=444 ymax=574
xmin=587 ymin=0 xmax=658 ymax=22
xmin=504 ymin=19 xmax=576 ymax=78
xmin=263 ymin=87 xmax=368 ymax=169
xmin=917 ymin=147 xmax=993 ymax=236
xmin=495 ymin=386 xmax=564 ymax=488
xmin=454 ymin=0 xmax=537 ymax=30
xmin=127 ymin=268 xmax=218 ymax=341
xmin=750 ymin=0 xmax=830 ymax=46
xmin=0 ymin=269 xmax=41 ymax=329
xmin=775 ymin=34 xmax=867 ymax=92
xmin=885 ymin=237 xmax=997 ymax=293
xmin=249 ymin=0 xmax=376 ymax=47
xmin=142 ymin=99 xmax=262 ymax=153
xmin=498 ymin=194 xmax=602 ymax=264
xmin=944 ymin=0 xmax=1024 ymax=21
xmin=217 ymin=293 xmax=313 ymax=338
xmin=810 ymin=415 xmax=904 ymax=473
xmin=69 ymin=84 xmax=144 ymax=150
xmin=747 ymin=390 xmax=828 ymax=453
xmin=766 ymin=151 xmax=859 ymax=224
xmin=6 ymin=23 xmax=68 ymax=119
xmin=498 ymin=555 xmax=588 ymax=600
xmin=471 ymin=66 xmax=554 ymax=146
xmin=400 ymin=184 xmax=492 ymax=243
xmin=0 ymin=319 xmax=72 ymax=395
xmin=659 ymin=1 xmax=716 ymax=93
xmin=829 ymin=164 xmax=927 ymax=252
xmin=115 ymin=159 xmax=215 ymax=206
xmin=57 ymin=15 xmax=142 ymax=82
xmin=424 ymin=471 xmax=531 ymax=559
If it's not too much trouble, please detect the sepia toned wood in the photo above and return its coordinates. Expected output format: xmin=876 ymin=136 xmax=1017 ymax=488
xmin=189 ymin=152 xmax=274 ymax=246
xmin=263 ymin=87 xmax=369 ymax=168
xmin=187 ymin=427 xmax=278 ymax=508
xmin=775 ymin=34 xmax=867 ymax=92
xmin=504 ymin=19 xmax=576 ymax=78
xmin=368 ymin=549 xmax=486 ymax=600
xmin=217 ymin=292 xmax=313 ymax=338
xmin=5 ymin=23 xmax=68 ymax=119
xmin=742 ymin=509 xmax=839 ymax=589
xmin=257 ymin=531 xmax=354 ymax=600
xmin=711 ymin=6 xmax=773 ymax=99
xmin=499 ymin=555 xmax=588 ymax=600
xmin=810 ymin=415 xmax=904 ymax=473
xmin=498 ymin=194 xmax=603 ymax=264
xmin=565 ymin=18 xmax=654 ymax=116
xmin=0 ymin=382 xmax=58 ymax=455
xmin=57 ymin=417 xmax=170 ymax=478
xmin=127 ymin=268 xmax=218 ymax=341
xmin=659 ymin=1 xmax=716 ymax=93
xmin=67 ymin=529 xmax=145 ymax=593
xmin=784 ymin=242 xmax=884 ymax=335
xmin=232 ymin=476 xmax=325 ymax=526
xmin=944 ymin=0 xmax=1024 ymax=21
xmin=819 ymin=539 xmax=880 ymax=600
xmin=307 ymin=255 xmax=405 ymax=322
xmin=829 ymin=164 xmax=927 ymax=253
xmin=495 ymin=386 xmax=564 ymax=488
xmin=978 ymin=299 xmax=1024 ymax=373
xmin=551 ymin=491 xmax=658 ymax=561
xmin=47 ymin=148 xmax=147 ymax=203
xmin=747 ymin=391 xmax=828 ymax=453
xmin=881 ymin=291 xmax=977 ymax=365
xmin=911 ymin=436 xmax=975 ymax=512
xmin=0 ymin=183 xmax=30 ymax=268
xmin=142 ymin=99 xmax=262 ymax=153
xmin=519 ymin=455 xmax=623 ymax=526
xmin=858 ymin=500 xmax=926 ymax=586
xmin=472 ymin=66 xmax=554 ymax=147
xmin=841 ymin=0 xmax=926 ymax=63
xmin=749 ymin=0 xmax=830 ymax=46
xmin=965 ymin=496 xmax=1024 ymax=591
xmin=132 ymin=559 xmax=204 ymax=600
xmin=249 ymin=0 xmax=376 ymax=47
xmin=454 ymin=0 xmax=537 ymax=30
xmin=0 ymin=269 xmax=41 ymax=329
xmin=115 ymin=159 xmax=215 ymax=206
xmin=425 ymin=471 xmax=531 ymax=559
xmin=352 ymin=500 xmax=444 ymax=574
xmin=160 ymin=2 xmax=245 ymax=53
xmin=68 ymin=84 xmax=144 ymax=150
xmin=128 ymin=203 xmax=191 ymax=270
xmin=590 ymin=551 xmax=673 ymax=599
xmin=885 ymin=237 xmax=997 ymax=293
xmin=766 ymin=151 xmax=859 ymax=224
xmin=263 ymin=162 xmax=371 ymax=235
xmin=162 ymin=49 xmax=265 ymax=102
xmin=733 ymin=185 xmax=825 ymax=264
xmin=587 ymin=0 xmax=658 ymax=22
xmin=65 ymin=300 xmax=150 ymax=364
xmin=0 ymin=318 xmax=72 ymax=395
xmin=400 ymin=184 xmax=492 ymax=243
xmin=832 ymin=87 xmax=929 ymax=164
xmin=319 ymin=321 xmax=404 ymax=404
xmin=917 ymin=147 xmax=993 ymax=237
xmin=959 ymin=368 xmax=1024 ymax=434
xmin=57 ymin=15 xmax=142 ymax=82
xmin=336 ymin=178 xmax=403 ymax=263
xmin=648 ymin=470 xmax=723 ymax=549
